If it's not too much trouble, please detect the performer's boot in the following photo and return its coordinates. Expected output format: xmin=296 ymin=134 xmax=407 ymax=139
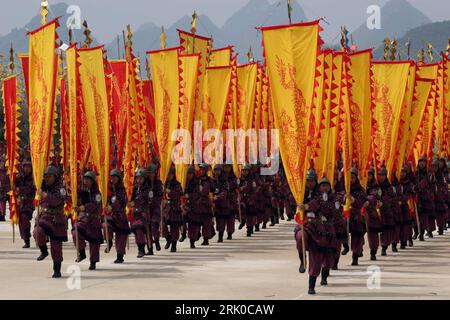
xmin=76 ymin=249 xmax=86 ymax=262
xmin=426 ymin=230 xmax=433 ymax=238
xmin=52 ymin=262 xmax=62 ymax=278
xmin=227 ymin=232 xmax=232 ymax=240
xmin=262 ymin=221 xmax=267 ymax=229
xmin=146 ymin=243 xmax=154 ymax=256
xmin=246 ymin=226 xmax=253 ymax=237
xmin=164 ymin=237 xmax=171 ymax=250
xmin=419 ymin=230 xmax=425 ymax=241
xmin=170 ymin=241 xmax=177 ymax=253
xmin=370 ymin=249 xmax=377 ymax=261
xmin=392 ymin=243 xmax=398 ymax=252
xmin=270 ymin=216 xmax=276 ymax=227
xmin=381 ymin=246 xmax=387 ymax=256
xmin=89 ymin=262 xmax=96 ymax=270
xmin=22 ymin=238 xmax=30 ymax=249
xmin=0 ymin=214 xmax=5 ymax=221
xmin=308 ymin=276 xmax=317 ymax=295
xmin=320 ymin=269 xmax=329 ymax=286
xmin=255 ymin=224 xmax=260 ymax=232
xmin=408 ymin=236 xmax=414 ymax=247
xmin=400 ymin=241 xmax=407 ymax=249
xmin=332 ymin=258 xmax=339 ymax=270
xmin=238 ymin=220 xmax=246 ymax=230
xmin=137 ymin=244 xmax=145 ymax=258
xmin=438 ymin=227 xmax=444 ymax=235
xmin=298 ymin=254 xmax=306 ymax=273
xmin=351 ymin=253 xmax=359 ymax=266
xmin=104 ymin=240 xmax=113 ymax=253
xmin=190 ymin=239 xmax=196 ymax=249
xmin=201 ymin=238 xmax=209 ymax=246
xmin=179 ymin=230 xmax=187 ymax=242
xmin=341 ymin=243 xmax=350 ymax=255
xmin=114 ymin=254 xmax=124 ymax=264
xmin=154 ymin=238 xmax=161 ymax=251
xmin=218 ymin=232 xmax=224 ymax=243
xmin=37 ymin=245 xmax=49 ymax=261
xmin=412 ymin=225 xmax=419 ymax=239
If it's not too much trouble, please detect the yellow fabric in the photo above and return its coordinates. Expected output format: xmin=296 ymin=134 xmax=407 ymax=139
xmin=236 ymin=64 xmax=258 ymax=131
xmin=372 ymin=62 xmax=410 ymax=180
xmin=28 ymin=20 xmax=58 ymax=191
xmin=341 ymin=58 xmax=353 ymax=203
xmin=262 ymin=21 xmax=320 ymax=206
xmin=149 ymin=48 xmax=181 ymax=184
xmin=78 ymin=47 xmax=111 ymax=207
xmin=409 ymin=79 xmax=433 ymax=163
xmin=347 ymin=51 xmax=373 ymax=187
xmin=177 ymin=54 xmax=200 ymax=190
xmin=209 ymin=47 xmax=232 ymax=67
xmin=66 ymin=46 xmax=79 ymax=218
xmin=395 ymin=64 xmax=416 ymax=177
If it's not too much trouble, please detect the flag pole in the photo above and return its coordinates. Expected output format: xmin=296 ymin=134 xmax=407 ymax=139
xmin=8 ymin=44 xmax=16 ymax=243
xmin=191 ymin=11 xmax=198 ymax=54
xmin=287 ymin=0 xmax=293 ymax=24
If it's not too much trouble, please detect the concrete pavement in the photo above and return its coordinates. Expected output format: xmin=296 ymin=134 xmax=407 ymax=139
xmin=0 ymin=218 xmax=449 ymax=300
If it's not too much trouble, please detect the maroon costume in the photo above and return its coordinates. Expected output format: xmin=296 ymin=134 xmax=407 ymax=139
xmin=162 ymin=175 xmax=183 ymax=251
xmin=131 ymin=177 xmax=151 ymax=256
xmin=0 ymin=163 xmax=10 ymax=221
xmin=15 ymin=163 xmax=36 ymax=246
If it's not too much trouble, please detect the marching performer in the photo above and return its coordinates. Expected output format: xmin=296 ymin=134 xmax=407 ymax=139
xmin=73 ymin=171 xmax=104 ymax=270
xmin=33 ymin=165 xmax=67 ymax=278
xmin=415 ymin=156 xmax=434 ymax=241
xmin=238 ymin=164 xmax=260 ymax=237
xmin=366 ymin=167 xmax=383 ymax=260
xmin=148 ymin=164 xmax=163 ymax=253
xmin=212 ymin=164 xmax=233 ymax=242
xmin=0 ymin=160 xmax=9 ymax=222
xmin=432 ymin=160 xmax=448 ymax=235
xmin=162 ymin=167 xmax=183 ymax=252
xmin=15 ymin=160 xmax=36 ymax=248
xmin=183 ymin=166 xmax=202 ymax=249
xmin=104 ymin=169 xmax=130 ymax=263
xmin=130 ymin=168 xmax=150 ymax=258
xmin=197 ymin=164 xmax=214 ymax=245
xmin=399 ymin=166 xmax=414 ymax=248
xmin=222 ymin=164 xmax=238 ymax=240
xmin=377 ymin=166 xmax=396 ymax=255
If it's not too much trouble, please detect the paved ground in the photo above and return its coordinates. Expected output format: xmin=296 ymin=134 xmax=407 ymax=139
xmin=0 ymin=217 xmax=449 ymax=300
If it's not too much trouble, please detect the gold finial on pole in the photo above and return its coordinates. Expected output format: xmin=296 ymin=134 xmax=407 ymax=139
xmin=340 ymin=26 xmax=349 ymax=51
xmin=82 ymin=20 xmax=93 ymax=48
xmin=427 ymin=43 xmax=434 ymax=62
xmin=287 ymin=0 xmax=293 ymax=24
xmin=9 ymin=44 xmax=15 ymax=75
xmin=191 ymin=11 xmax=198 ymax=34
xmin=40 ymin=1 xmax=49 ymax=25
xmin=145 ymin=56 xmax=151 ymax=80
xmin=383 ymin=38 xmax=391 ymax=61
xmin=160 ymin=26 xmax=166 ymax=49
xmin=418 ymin=48 xmax=425 ymax=65
xmin=390 ymin=38 xmax=397 ymax=61
xmin=247 ymin=47 xmax=254 ymax=63
xmin=126 ymin=25 xmax=133 ymax=48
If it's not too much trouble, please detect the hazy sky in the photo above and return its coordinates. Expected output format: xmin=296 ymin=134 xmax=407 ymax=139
xmin=1 ymin=0 xmax=450 ymax=43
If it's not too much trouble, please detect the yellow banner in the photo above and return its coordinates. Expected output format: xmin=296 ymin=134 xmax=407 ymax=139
xmin=28 ymin=19 xmax=59 ymax=191
xmin=372 ymin=61 xmax=410 ymax=180
xmin=341 ymin=56 xmax=353 ymax=199
xmin=177 ymin=53 xmax=200 ymax=190
xmin=347 ymin=50 xmax=373 ymax=187
xmin=236 ymin=63 xmax=258 ymax=131
xmin=261 ymin=20 xmax=321 ymax=206
xmin=408 ymin=79 xmax=433 ymax=163
xmin=209 ymin=46 xmax=232 ymax=67
xmin=148 ymin=47 xmax=181 ymax=184
xmin=78 ymin=46 xmax=111 ymax=206
xmin=443 ymin=57 xmax=450 ymax=156
xmin=66 ymin=45 xmax=79 ymax=217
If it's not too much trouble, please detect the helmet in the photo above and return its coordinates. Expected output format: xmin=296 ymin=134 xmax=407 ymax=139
xmin=319 ymin=177 xmax=331 ymax=186
xmin=306 ymin=169 xmax=317 ymax=180
xmin=187 ymin=166 xmax=195 ymax=174
xmin=214 ymin=164 xmax=223 ymax=171
xmin=378 ymin=166 xmax=388 ymax=176
xmin=110 ymin=169 xmax=122 ymax=179
xmin=401 ymin=166 xmax=408 ymax=173
xmin=169 ymin=166 xmax=176 ymax=174
xmin=368 ymin=166 xmax=375 ymax=175
xmin=199 ymin=163 xmax=210 ymax=171
xmin=149 ymin=163 xmax=158 ymax=174
xmin=135 ymin=168 xmax=147 ymax=178
xmin=84 ymin=171 xmax=97 ymax=181
xmin=242 ymin=164 xmax=252 ymax=171
xmin=350 ymin=167 xmax=359 ymax=176
xmin=418 ymin=155 xmax=427 ymax=163
xmin=431 ymin=159 xmax=439 ymax=167
xmin=44 ymin=165 xmax=57 ymax=176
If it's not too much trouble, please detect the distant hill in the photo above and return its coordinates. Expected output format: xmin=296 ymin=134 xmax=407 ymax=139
xmin=0 ymin=3 xmax=97 ymax=59
xmin=351 ymin=0 xmax=431 ymax=52
xmin=373 ymin=20 xmax=450 ymax=60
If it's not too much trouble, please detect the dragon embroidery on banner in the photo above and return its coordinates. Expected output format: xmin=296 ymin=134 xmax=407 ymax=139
xmin=30 ymin=56 xmax=49 ymax=157
xmin=373 ymin=80 xmax=393 ymax=164
xmin=86 ymin=70 xmax=107 ymax=167
xmin=156 ymin=68 xmax=171 ymax=157
xmin=275 ymin=56 xmax=308 ymax=183
xmin=350 ymin=101 xmax=363 ymax=167
xmin=200 ymin=93 xmax=217 ymax=129
xmin=237 ymin=84 xmax=247 ymax=129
